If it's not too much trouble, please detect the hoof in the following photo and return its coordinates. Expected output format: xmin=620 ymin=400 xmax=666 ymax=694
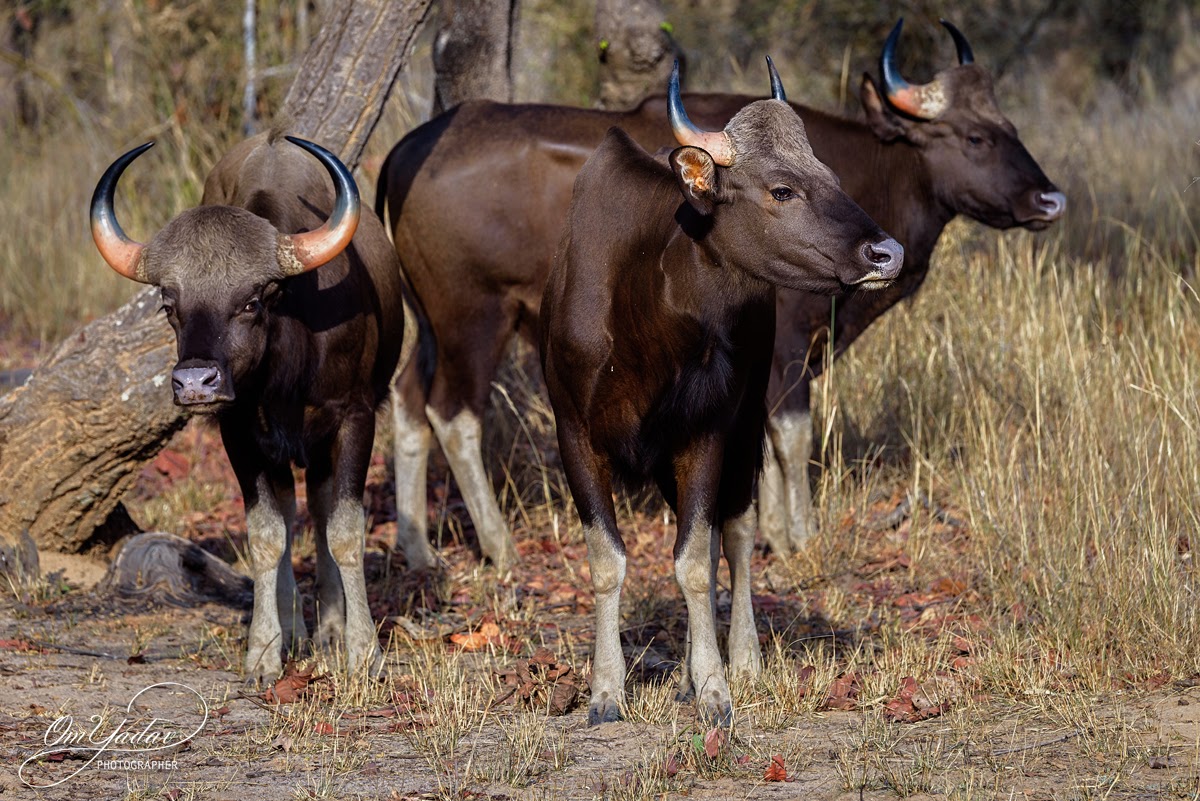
xmin=363 ymin=647 xmax=386 ymax=679
xmin=244 ymin=652 xmax=283 ymax=688
xmin=697 ymin=693 xmax=733 ymax=728
xmin=587 ymin=696 xmax=622 ymax=726
xmin=490 ymin=549 xmax=521 ymax=573
xmin=314 ymin=624 xmax=344 ymax=655
xmin=674 ymin=686 xmax=694 ymax=703
xmin=243 ymin=666 xmax=279 ymax=691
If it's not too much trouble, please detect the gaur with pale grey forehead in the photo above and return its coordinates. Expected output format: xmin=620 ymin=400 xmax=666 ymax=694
xmin=374 ymin=18 xmax=1065 ymax=574
xmin=540 ymin=60 xmax=902 ymax=726
xmin=91 ymin=131 xmax=407 ymax=683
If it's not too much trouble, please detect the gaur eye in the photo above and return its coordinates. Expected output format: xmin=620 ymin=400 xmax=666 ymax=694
xmin=770 ymin=187 xmax=797 ymax=201
xmin=242 ymin=298 xmax=263 ymax=315
xmin=967 ymin=134 xmax=986 ymax=147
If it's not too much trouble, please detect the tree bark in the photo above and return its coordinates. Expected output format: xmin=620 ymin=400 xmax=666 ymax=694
xmin=283 ymin=0 xmax=433 ymax=169
xmin=0 ymin=0 xmax=432 ymax=562
xmin=0 ymin=289 xmax=181 ymax=554
xmin=594 ymin=0 xmax=677 ymax=110
xmin=430 ymin=0 xmax=516 ymax=115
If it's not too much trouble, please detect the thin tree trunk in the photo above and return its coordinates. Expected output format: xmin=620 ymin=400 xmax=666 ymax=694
xmin=105 ymin=0 xmax=134 ymax=115
xmin=243 ymin=0 xmax=257 ymax=136
xmin=594 ymin=0 xmax=677 ymax=110
xmin=430 ymin=0 xmax=516 ymax=115
xmin=0 ymin=0 xmax=433 ymax=564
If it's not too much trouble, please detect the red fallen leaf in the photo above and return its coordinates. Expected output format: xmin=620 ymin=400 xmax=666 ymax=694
xmin=896 ymin=589 xmax=950 ymax=608
xmin=823 ymin=672 xmax=860 ymax=711
xmin=152 ymin=449 xmax=190 ymax=481
xmin=882 ymin=676 xmax=951 ymax=723
xmin=857 ymin=547 xmax=912 ymax=576
xmin=450 ymin=621 xmax=504 ymax=651
xmin=0 ymin=639 xmax=46 ymax=653
xmin=1009 ymin=601 xmax=1029 ymax=623
xmin=1145 ymin=672 xmax=1171 ymax=691
xmin=212 ymin=705 xmax=231 ymax=718
xmin=703 ymin=727 xmax=724 ymax=758
xmin=664 ymin=752 xmax=681 ymax=777
xmin=764 ymin=754 xmax=788 ymax=782
xmin=931 ymin=577 xmax=967 ymax=596
xmin=262 ymin=664 xmax=321 ymax=704
xmin=950 ymin=656 xmax=975 ymax=671
xmin=314 ymin=721 xmax=334 ymax=735
xmin=127 ymin=653 xmax=147 ymax=665
xmin=736 ymin=754 xmax=752 ymax=765
xmin=796 ymin=665 xmax=816 ymax=698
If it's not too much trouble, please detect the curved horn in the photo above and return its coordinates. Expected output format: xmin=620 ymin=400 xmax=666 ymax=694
xmin=667 ymin=60 xmax=735 ymax=166
xmin=880 ymin=18 xmax=948 ymax=120
xmin=277 ymin=136 xmax=361 ymax=275
xmin=765 ymin=55 xmax=786 ymax=102
xmin=939 ymin=19 xmax=974 ymax=65
xmin=90 ymin=142 xmax=154 ymax=283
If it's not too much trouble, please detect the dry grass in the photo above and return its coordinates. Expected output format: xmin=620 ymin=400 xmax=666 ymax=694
xmin=90 ymin=81 xmax=1199 ymax=792
xmin=3 ymin=5 xmax=1200 ymax=799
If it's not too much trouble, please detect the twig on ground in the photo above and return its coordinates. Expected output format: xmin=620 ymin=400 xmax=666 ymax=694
xmin=990 ymin=730 xmax=1080 ymax=756
xmin=26 ymin=639 xmax=123 ymax=660
xmin=235 ymin=691 xmax=292 ymax=720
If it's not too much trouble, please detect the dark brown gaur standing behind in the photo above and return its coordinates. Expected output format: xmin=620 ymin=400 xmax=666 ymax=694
xmin=375 ymin=18 xmax=1064 ymax=570
xmin=758 ymin=18 xmax=1065 ymax=552
xmin=91 ymin=131 xmax=406 ymax=683
xmin=541 ymin=60 xmax=902 ymax=725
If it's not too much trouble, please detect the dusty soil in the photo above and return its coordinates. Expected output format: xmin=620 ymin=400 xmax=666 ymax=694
xmin=1 ymin=419 xmax=1198 ymax=800
xmin=3 ymin=539 xmax=1199 ymax=800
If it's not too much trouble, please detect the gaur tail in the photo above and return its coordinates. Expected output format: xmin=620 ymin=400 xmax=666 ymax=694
xmin=374 ymin=154 xmax=391 ymax=227
xmin=396 ymin=273 xmax=437 ymax=398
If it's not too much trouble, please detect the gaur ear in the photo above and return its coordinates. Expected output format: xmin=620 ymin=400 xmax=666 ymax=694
xmin=670 ymin=146 xmax=720 ymax=216
xmin=860 ymin=73 xmax=914 ymax=144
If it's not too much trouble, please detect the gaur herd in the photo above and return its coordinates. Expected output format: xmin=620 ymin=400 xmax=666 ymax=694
xmin=90 ymin=20 xmax=1063 ymax=724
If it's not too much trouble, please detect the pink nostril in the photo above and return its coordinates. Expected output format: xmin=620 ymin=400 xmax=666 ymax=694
xmin=1036 ymin=191 xmax=1066 ymax=219
xmin=862 ymin=238 xmax=904 ymax=279
xmin=172 ymin=365 xmax=223 ymax=403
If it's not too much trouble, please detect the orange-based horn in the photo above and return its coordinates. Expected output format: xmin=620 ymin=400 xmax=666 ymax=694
xmin=90 ymin=142 xmax=154 ymax=283
xmin=880 ymin=18 xmax=948 ymax=120
xmin=276 ymin=136 xmax=360 ymax=275
xmin=667 ymin=60 xmax=735 ymax=166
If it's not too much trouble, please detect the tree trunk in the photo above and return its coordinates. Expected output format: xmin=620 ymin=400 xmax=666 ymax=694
xmin=243 ymin=0 xmax=258 ymax=136
xmin=430 ymin=0 xmax=516 ymax=115
xmin=0 ymin=0 xmax=433 ymax=565
xmin=594 ymin=0 xmax=677 ymax=110
xmin=283 ymin=0 xmax=434 ymax=169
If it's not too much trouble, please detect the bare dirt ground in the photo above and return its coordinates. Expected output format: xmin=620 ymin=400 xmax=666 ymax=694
xmin=3 ymin=489 xmax=1200 ymax=798
xmin=2 ymin=403 xmax=1199 ymax=800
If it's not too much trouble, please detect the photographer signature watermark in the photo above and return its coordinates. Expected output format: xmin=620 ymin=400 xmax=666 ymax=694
xmin=19 ymin=682 xmax=209 ymax=789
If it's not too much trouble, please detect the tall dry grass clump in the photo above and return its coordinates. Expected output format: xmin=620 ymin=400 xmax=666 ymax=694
xmin=0 ymin=126 xmax=208 ymax=346
xmin=0 ymin=0 xmax=320 ymax=347
xmin=808 ymin=83 xmax=1200 ymax=688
